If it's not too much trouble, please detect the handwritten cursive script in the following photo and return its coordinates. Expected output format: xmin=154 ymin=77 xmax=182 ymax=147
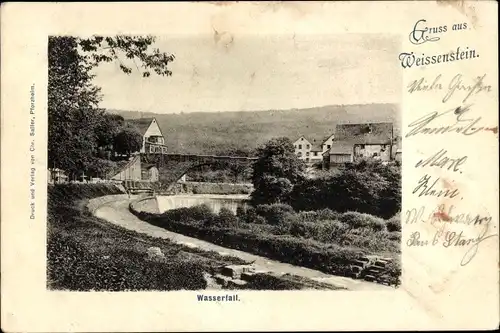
xmin=415 ymin=149 xmax=467 ymax=173
xmin=443 ymin=74 xmax=492 ymax=103
xmin=412 ymin=174 xmax=460 ymax=198
xmin=405 ymin=104 xmax=492 ymax=138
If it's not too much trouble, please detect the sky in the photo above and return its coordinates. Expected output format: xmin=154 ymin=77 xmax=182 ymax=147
xmin=92 ymin=33 xmax=402 ymax=114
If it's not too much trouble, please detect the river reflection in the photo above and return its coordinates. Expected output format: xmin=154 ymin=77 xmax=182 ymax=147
xmin=157 ymin=194 xmax=249 ymax=214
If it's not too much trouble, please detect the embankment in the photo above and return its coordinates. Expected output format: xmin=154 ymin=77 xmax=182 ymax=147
xmin=47 ymin=183 xmax=208 ymax=291
xmin=129 ymin=199 xmax=400 ymax=287
xmin=171 ymin=181 xmax=253 ymax=195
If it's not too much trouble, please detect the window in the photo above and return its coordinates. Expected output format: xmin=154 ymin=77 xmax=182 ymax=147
xmin=307 ymin=144 xmax=310 ymax=149
xmin=294 ymin=145 xmax=297 ymax=149
xmin=299 ymin=144 xmax=302 ymax=149
xmin=360 ymin=144 xmax=365 ymax=149
xmin=314 ymin=152 xmax=318 ymax=156
xmin=298 ymin=152 xmax=302 ymax=157
xmin=306 ymin=158 xmax=310 ymax=162
xmin=327 ymin=145 xmax=331 ymax=149
xmin=306 ymin=152 xmax=310 ymax=156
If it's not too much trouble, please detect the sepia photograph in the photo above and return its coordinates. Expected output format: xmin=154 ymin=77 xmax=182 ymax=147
xmin=47 ymin=33 xmax=402 ymax=292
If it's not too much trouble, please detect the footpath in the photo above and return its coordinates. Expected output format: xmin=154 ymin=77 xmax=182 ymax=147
xmin=92 ymin=196 xmax=392 ymax=291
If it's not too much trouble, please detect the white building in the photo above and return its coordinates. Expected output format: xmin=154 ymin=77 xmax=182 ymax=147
xmin=293 ymin=136 xmax=312 ymax=161
xmin=293 ymin=136 xmax=323 ymax=165
xmin=126 ymin=117 xmax=168 ymax=154
xmin=321 ymin=133 xmax=335 ymax=154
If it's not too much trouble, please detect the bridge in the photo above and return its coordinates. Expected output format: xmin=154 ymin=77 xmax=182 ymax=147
xmin=111 ymin=152 xmax=257 ymax=191
xmin=143 ymin=153 xmax=257 ymax=188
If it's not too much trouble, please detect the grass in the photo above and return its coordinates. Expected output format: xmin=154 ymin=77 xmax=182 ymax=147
xmin=47 ymin=184 xmax=246 ymax=291
xmin=47 ymin=183 xmax=343 ymax=290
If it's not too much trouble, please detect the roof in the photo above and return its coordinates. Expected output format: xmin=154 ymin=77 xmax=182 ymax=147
xmin=126 ymin=117 xmax=155 ymax=136
xmin=321 ymin=133 xmax=335 ymax=144
xmin=310 ymin=145 xmax=322 ymax=152
xmin=329 ymin=142 xmax=354 ymax=154
xmin=294 ymin=136 xmax=311 ymax=144
xmin=335 ymin=122 xmax=393 ymax=145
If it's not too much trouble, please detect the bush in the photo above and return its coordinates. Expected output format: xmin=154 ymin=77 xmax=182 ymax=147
xmin=47 ymin=184 xmax=208 ymax=291
xmin=289 ymin=220 xmax=350 ymax=243
xmin=131 ymin=202 xmax=401 ymax=281
xmin=238 ymin=206 xmax=267 ymax=224
xmin=340 ymin=212 xmax=387 ymax=232
xmin=386 ymin=214 xmax=402 ymax=232
xmin=255 ymin=203 xmax=295 ymax=225
xmin=288 ymin=161 xmax=401 ymax=219
xmin=317 ymin=220 xmax=350 ymax=243
xmin=162 ymin=204 xmax=216 ymax=223
xmin=215 ymin=207 xmax=239 ymax=227
xmin=295 ymin=209 xmax=341 ymax=223
xmin=236 ymin=205 xmax=246 ymax=217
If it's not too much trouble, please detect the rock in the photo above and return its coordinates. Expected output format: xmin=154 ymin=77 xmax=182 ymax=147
xmin=228 ymin=279 xmax=247 ymax=288
xmin=214 ymin=274 xmax=232 ymax=287
xmin=220 ymin=265 xmax=253 ymax=279
xmin=240 ymin=272 xmax=257 ymax=282
xmin=146 ymin=246 xmax=164 ymax=260
xmin=364 ymin=275 xmax=376 ymax=282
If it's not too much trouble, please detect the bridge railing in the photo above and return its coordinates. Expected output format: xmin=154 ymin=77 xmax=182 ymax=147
xmin=143 ymin=152 xmax=257 ymax=161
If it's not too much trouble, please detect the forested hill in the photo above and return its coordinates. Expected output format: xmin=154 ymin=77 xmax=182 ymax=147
xmin=109 ymin=103 xmax=400 ymax=155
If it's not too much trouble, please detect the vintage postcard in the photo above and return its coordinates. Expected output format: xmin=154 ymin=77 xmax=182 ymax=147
xmin=1 ymin=1 xmax=498 ymax=331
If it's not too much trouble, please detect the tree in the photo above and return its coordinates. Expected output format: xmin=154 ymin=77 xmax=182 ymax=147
xmin=288 ymin=160 xmax=401 ymax=218
xmin=95 ymin=113 xmax=125 ymax=149
xmin=113 ymin=127 xmax=143 ymax=156
xmin=48 ymin=35 xmax=175 ymax=176
xmin=251 ymin=137 xmax=305 ymax=205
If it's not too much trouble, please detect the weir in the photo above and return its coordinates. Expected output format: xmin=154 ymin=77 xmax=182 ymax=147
xmin=156 ymin=194 xmax=249 ymax=214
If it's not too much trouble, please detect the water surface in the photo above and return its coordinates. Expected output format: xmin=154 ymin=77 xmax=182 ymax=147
xmin=157 ymin=194 xmax=249 ymax=214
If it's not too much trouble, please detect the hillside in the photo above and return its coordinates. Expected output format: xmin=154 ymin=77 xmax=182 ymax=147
xmin=109 ymin=103 xmax=401 ymax=155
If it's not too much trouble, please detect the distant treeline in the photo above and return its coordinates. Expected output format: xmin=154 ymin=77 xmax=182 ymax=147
xmin=112 ymin=103 xmax=400 ymax=155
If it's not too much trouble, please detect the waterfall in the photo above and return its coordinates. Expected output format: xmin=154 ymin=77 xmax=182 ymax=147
xmin=157 ymin=194 xmax=248 ymax=214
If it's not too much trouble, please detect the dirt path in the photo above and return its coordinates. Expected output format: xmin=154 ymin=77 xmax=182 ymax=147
xmin=93 ymin=196 xmax=392 ymax=291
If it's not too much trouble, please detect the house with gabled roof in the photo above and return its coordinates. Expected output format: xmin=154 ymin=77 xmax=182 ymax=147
xmin=321 ymin=133 xmax=335 ymax=154
xmin=126 ymin=117 xmax=168 ymax=154
xmin=323 ymin=122 xmax=395 ymax=168
xmin=293 ymin=136 xmax=323 ymax=165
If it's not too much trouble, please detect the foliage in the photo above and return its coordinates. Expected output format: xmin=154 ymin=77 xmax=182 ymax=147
xmin=136 ymin=207 xmax=365 ymax=277
xmin=173 ymin=182 xmax=253 ymax=195
xmin=132 ymin=203 xmax=401 ymax=282
xmin=386 ymin=214 xmax=402 ymax=232
xmin=47 ymin=184 xmax=211 ymax=291
xmin=114 ymin=104 xmax=399 ymax=156
xmin=48 ymin=35 xmax=174 ymax=177
xmin=339 ymin=212 xmax=387 ymax=231
xmin=216 ymin=207 xmax=239 ymax=227
xmin=289 ymin=160 xmax=401 ymax=219
xmin=251 ymin=137 xmax=306 ymax=205
xmin=113 ymin=126 xmax=143 ymax=156
xmin=254 ymin=203 xmax=295 ymax=225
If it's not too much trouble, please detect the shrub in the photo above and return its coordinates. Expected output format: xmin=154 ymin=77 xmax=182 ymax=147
xmin=289 ymin=221 xmax=321 ymax=239
xmin=295 ymin=208 xmax=341 ymax=222
xmin=162 ymin=204 xmax=216 ymax=223
xmin=288 ymin=161 xmax=401 ymax=219
xmin=386 ymin=214 xmax=402 ymax=232
xmin=215 ymin=207 xmax=239 ymax=227
xmin=317 ymin=220 xmax=350 ymax=243
xmin=239 ymin=206 xmax=267 ymax=224
xmin=255 ymin=203 xmax=295 ymax=225
xmin=236 ymin=205 xmax=246 ymax=217
xmin=47 ymin=184 xmax=209 ymax=291
xmin=340 ymin=212 xmax=387 ymax=232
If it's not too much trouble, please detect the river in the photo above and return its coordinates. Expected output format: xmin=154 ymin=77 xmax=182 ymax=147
xmin=156 ymin=194 xmax=249 ymax=214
